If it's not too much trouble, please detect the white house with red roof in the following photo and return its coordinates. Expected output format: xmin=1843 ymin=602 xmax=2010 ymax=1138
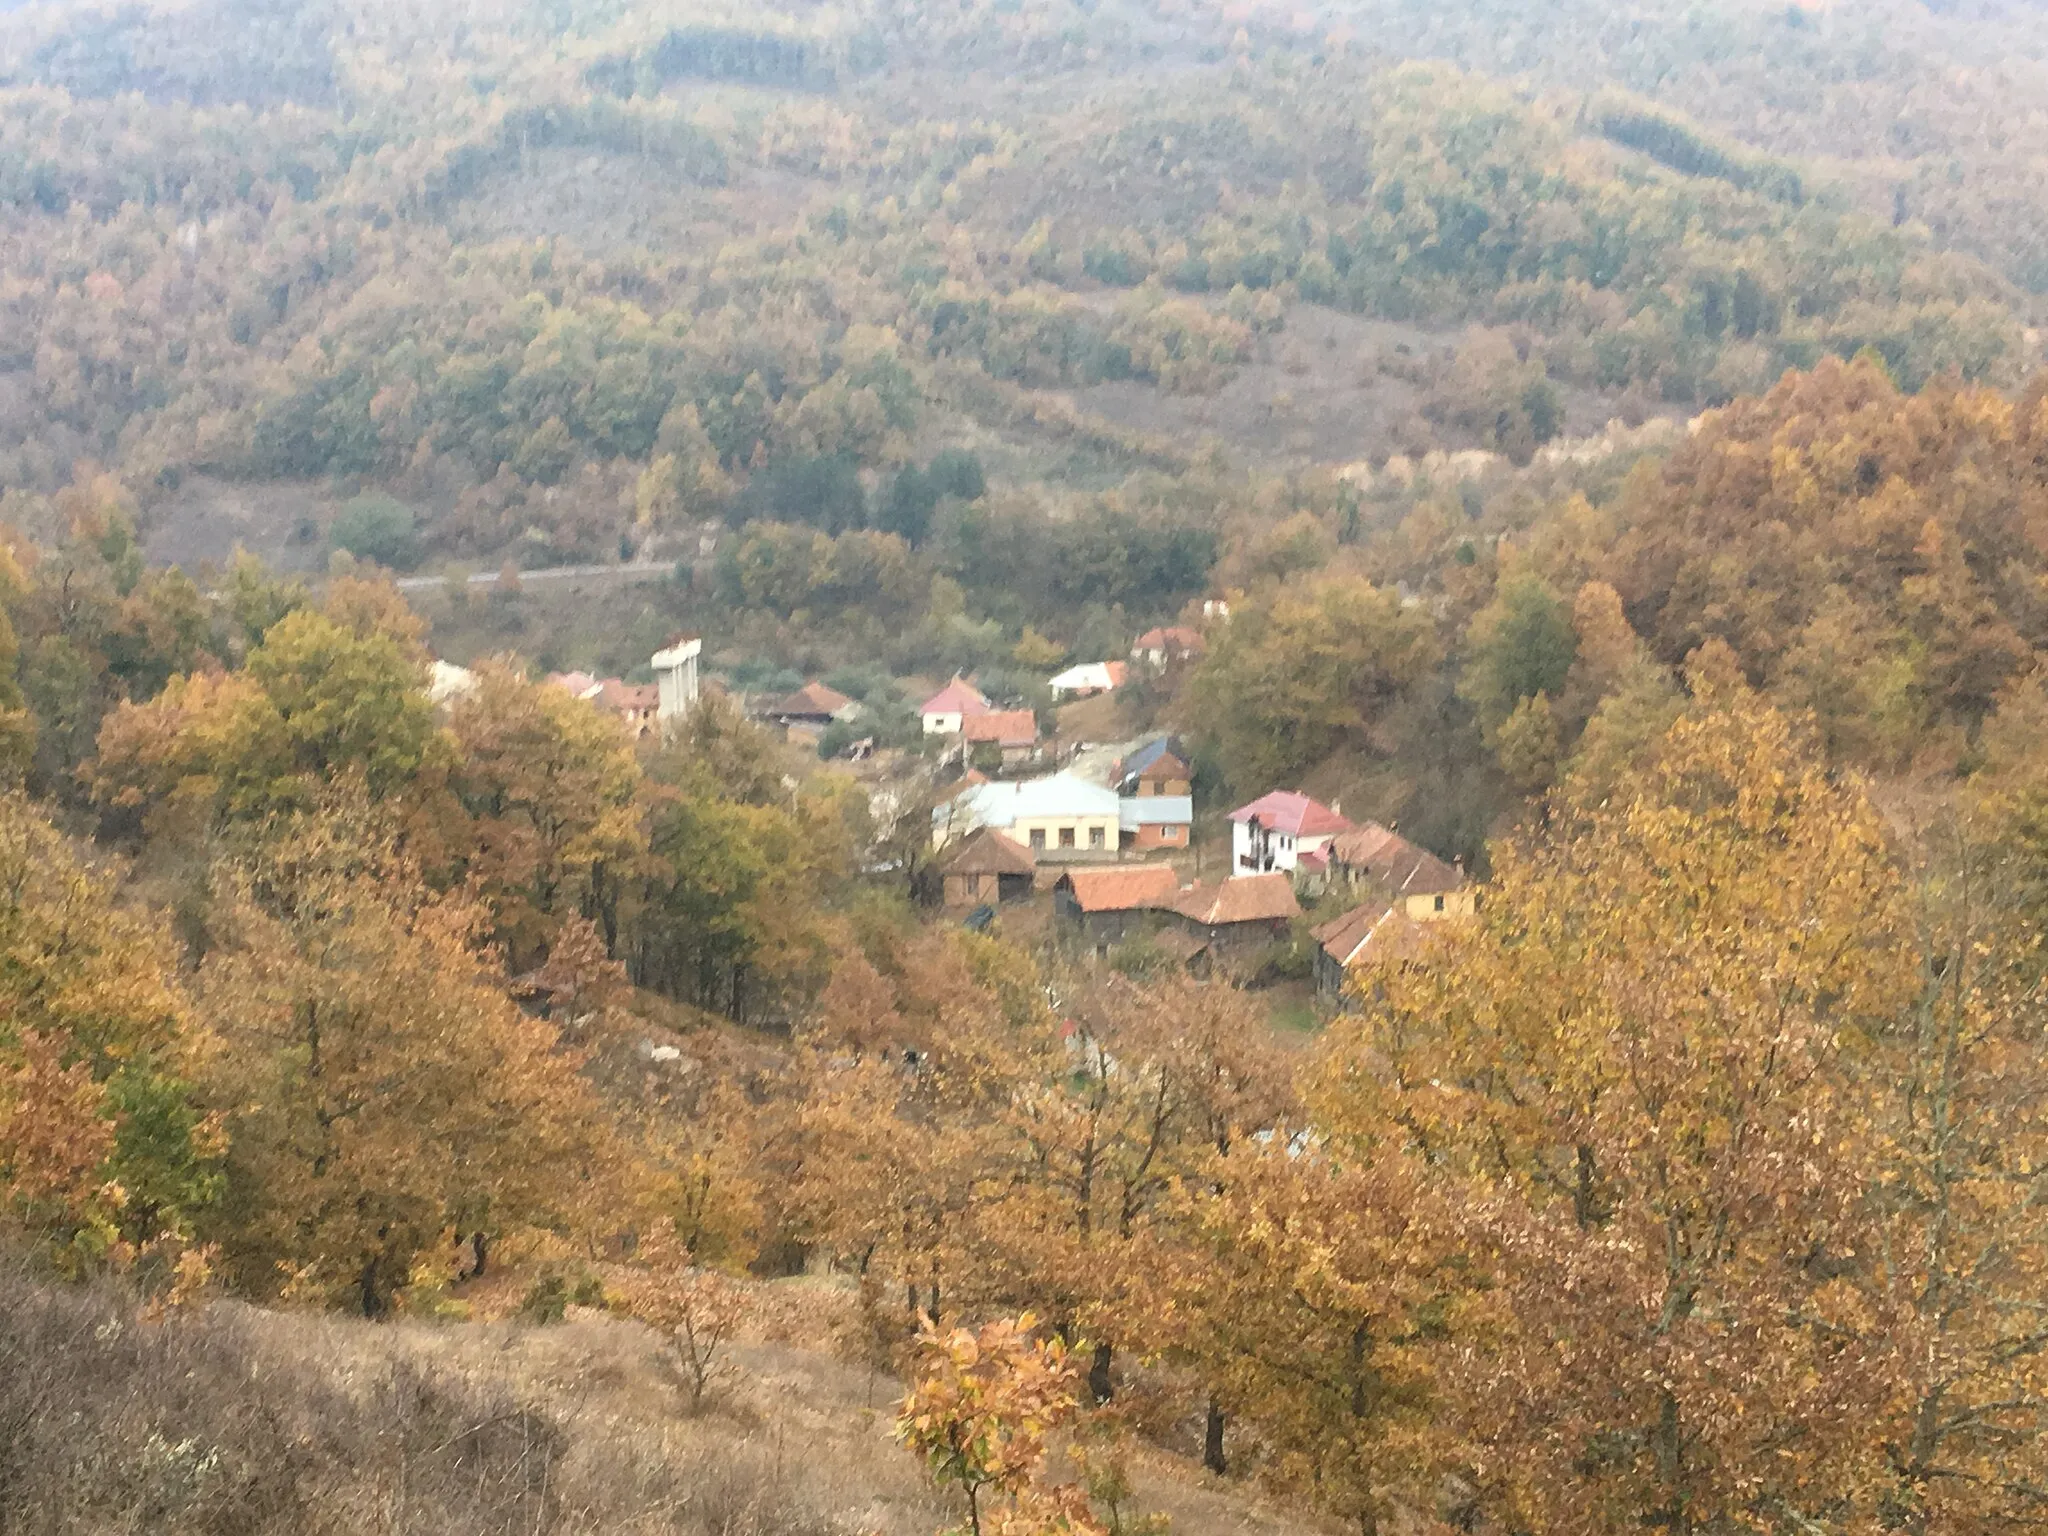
xmin=921 ymin=676 xmax=991 ymax=735
xmin=1229 ymin=791 xmax=1352 ymax=877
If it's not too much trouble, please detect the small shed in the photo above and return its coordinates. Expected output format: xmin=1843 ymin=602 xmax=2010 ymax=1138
xmin=962 ymin=709 xmax=1040 ymax=767
xmin=763 ymin=681 xmax=861 ymax=728
xmin=1054 ymin=864 xmax=1182 ymax=947
xmin=942 ymin=829 xmax=1038 ymax=908
xmin=1169 ymin=873 xmax=1300 ymax=954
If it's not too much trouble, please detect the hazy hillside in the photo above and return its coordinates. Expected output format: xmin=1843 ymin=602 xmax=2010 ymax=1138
xmin=10 ymin=8 xmax=2048 ymax=1536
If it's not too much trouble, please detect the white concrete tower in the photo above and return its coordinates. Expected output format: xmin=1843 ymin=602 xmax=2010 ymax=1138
xmin=651 ymin=636 xmax=702 ymax=728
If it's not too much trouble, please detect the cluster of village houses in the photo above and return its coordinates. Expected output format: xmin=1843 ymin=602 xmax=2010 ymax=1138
xmin=912 ymin=631 xmax=1477 ymax=1004
xmin=439 ymin=623 xmax=1474 ymax=1005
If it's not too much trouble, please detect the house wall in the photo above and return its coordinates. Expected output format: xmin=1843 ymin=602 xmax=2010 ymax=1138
xmin=1055 ymin=900 xmax=1153 ymax=948
xmin=924 ymin=711 xmax=964 ymax=735
xmin=1135 ymin=774 xmax=1190 ymax=797
xmin=1127 ymin=822 xmax=1189 ymax=852
xmin=945 ymin=872 xmax=1000 ymax=907
xmin=1314 ymin=948 xmax=1350 ymax=1000
xmin=1016 ymin=813 xmax=1122 ymax=857
xmin=1175 ymin=914 xmax=1292 ymax=957
xmin=654 ymin=645 xmax=700 ymax=722
xmin=1403 ymin=888 xmax=1478 ymax=921
xmin=1234 ymin=822 xmax=1298 ymax=873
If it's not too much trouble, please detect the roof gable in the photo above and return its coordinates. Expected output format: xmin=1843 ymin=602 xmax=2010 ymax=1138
xmin=1313 ymin=901 xmax=1422 ymax=968
xmin=771 ymin=681 xmax=855 ymax=717
xmin=1123 ymin=738 xmax=1188 ymax=781
xmin=944 ymin=828 xmax=1038 ymax=877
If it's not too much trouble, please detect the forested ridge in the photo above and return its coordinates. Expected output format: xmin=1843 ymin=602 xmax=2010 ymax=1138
xmin=12 ymin=3 xmax=2048 ymax=1535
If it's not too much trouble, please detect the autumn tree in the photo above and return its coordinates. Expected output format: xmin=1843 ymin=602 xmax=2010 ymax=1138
xmin=197 ymin=800 xmax=618 ymax=1316
xmin=1184 ymin=572 xmax=1439 ymax=791
xmin=93 ymin=584 xmax=446 ymax=828
xmin=447 ymin=659 xmax=646 ymax=969
xmin=898 ymin=1314 xmax=1105 ymax=1536
xmin=1316 ymin=670 xmax=1948 ymax=1532
xmin=0 ymin=791 xmax=219 ymax=1267
xmin=1166 ymin=1146 xmax=1470 ymax=1534
xmin=968 ymin=973 xmax=1293 ymax=1404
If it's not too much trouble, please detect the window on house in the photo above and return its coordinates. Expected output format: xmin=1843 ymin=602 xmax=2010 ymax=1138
xmin=1060 ymin=826 xmax=1076 ymax=848
xmin=1434 ymin=894 xmax=1446 ymax=913
xmin=1030 ymin=828 xmax=1046 ymax=850
xmin=1090 ymin=826 xmax=1106 ymax=849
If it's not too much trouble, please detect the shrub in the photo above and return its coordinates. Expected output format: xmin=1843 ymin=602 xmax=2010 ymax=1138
xmin=329 ymin=494 xmax=421 ymax=570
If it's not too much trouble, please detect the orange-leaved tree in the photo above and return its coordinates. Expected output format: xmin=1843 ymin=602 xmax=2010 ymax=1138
xmin=1317 ymin=666 xmax=1936 ymax=1532
xmin=898 ymin=1313 xmax=1104 ymax=1536
xmin=197 ymin=795 xmax=621 ymax=1315
xmin=0 ymin=789 xmax=221 ymax=1270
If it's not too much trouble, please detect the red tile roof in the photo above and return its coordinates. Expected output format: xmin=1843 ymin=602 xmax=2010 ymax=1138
xmin=1060 ymin=865 xmax=1181 ymax=913
xmin=1313 ymin=902 xmax=1422 ymax=968
xmin=768 ymin=681 xmax=855 ymax=718
xmin=1134 ymin=626 xmax=1206 ymax=654
xmin=1228 ymin=791 xmax=1352 ymax=839
xmin=1174 ymin=873 xmax=1301 ymax=926
xmin=962 ymin=709 xmax=1038 ymax=747
xmin=594 ymin=679 xmax=659 ymax=714
xmin=1331 ymin=823 xmax=1466 ymax=896
xmin=921 ymin=677 xmax=991 ymax=717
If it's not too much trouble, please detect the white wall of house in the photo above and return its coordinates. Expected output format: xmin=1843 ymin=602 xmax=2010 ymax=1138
xmin=1233 ymin=822 xmax=1341 ymax=876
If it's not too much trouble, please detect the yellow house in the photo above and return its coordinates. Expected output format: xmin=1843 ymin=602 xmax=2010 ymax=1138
xmin=936 ymin=771 xmax=1125 ymax=860
xmin=1328 ymin=823 xmax=1476 ymax=921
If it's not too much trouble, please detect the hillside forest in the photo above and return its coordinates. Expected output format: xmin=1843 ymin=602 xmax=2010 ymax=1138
xmin=11 ymin=1 xmax=2048 ymax=1534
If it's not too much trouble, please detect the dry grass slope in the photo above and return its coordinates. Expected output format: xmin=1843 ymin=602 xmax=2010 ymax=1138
xmin=0 ymin=1267 xmax=941 ymax=1536
xmin=0 ymin=1269 xmax=1308 ymax=1536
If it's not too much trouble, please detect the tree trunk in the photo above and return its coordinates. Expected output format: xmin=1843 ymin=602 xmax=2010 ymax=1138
xmin=358 ymin=1258 xmax=384 ymax=1320
xmin=1088 ymin=1341 xmax=1114 ymax=1405
xmin=1204 ymin=1397 xmax=1227 ymax=1475
xmin=470 ymin=1231 xmax=488 ymax=1278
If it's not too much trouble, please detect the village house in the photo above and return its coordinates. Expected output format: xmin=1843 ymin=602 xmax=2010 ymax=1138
xmin=961 ymin=709 xmax=1040 ymax=768
xmin=1121 ymin=795 xmax=1192 ymax=852
xmin=921 ymin=676 xmax=991 ymax=735
xmin=1053 ymin=865 xmax=1181 ymax=948
xmin=541 ymin=640 xmax=700 ymax=742
xmin=1229 ymin=791 xmax=1351 ymax=877
xmin=1328 ymin=823 xmax=1475 ymax=920
xmin=1130 ymin=627 xmax=1205 ymax=669
xmin=1311 ymin=903 xmax=1424 ymax=1000
xmin=1047 ymin=661 xmax=1128 ymax=700
xmin=761 ymin=681 xmax=862 ymax=730
xmin=593 ymin=678 xmax=661 ymax=738
xmin=1168 ymin=873 xmax=1300 ymax=960
xmin=942 ymin=829 xmax=1038 ymax=908
xmin=935 ymin=770 xmax=1122 ymax=859
xmin=1117 ymin=738 xmax=1191 ymax=797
